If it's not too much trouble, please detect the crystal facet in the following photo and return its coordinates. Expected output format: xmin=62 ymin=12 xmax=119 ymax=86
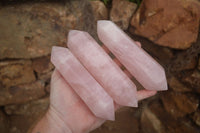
xmin=51 ymin=46 xmax=115 ymax=120
xmin=67 ymin=30 xmax=138 ymax=107
xmin=97 ymin=20 xmax=168 ymax=91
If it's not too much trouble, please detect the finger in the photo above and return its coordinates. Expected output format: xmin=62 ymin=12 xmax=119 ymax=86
xmin=123 ymin=69 xmax=132 ymax=78
xmin=135 ymin=41 xmax=141 ymax=47
xmin=101 ymin=44 xmax=110 ymax=53
xmin=137 ymin=90 xmax=157 ymax=101
xmin=113 ymin=58 xmax=123 ymax=68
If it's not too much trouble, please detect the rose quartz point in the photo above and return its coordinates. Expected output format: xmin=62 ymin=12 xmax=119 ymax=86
xmin=67 ymin=30 xmax=138 ymax=107
xmin=97 ymin=20 xmax=168 ymax=91
xmin=51 ymin=46 xmax=115 ymax=120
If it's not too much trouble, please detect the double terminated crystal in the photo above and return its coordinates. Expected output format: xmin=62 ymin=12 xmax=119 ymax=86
xmin=51 ymin=20 xmax=168 ymax=120
xmin=68 ymin=30 xmax=138 ymax=107
xmin=97 ymin=20 xmax=168 ymax=91
xmin=51 ymin=47 xmax=115 ymax=120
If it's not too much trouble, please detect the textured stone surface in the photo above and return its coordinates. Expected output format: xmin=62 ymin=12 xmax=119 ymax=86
xmin=130 ymin=0 xmax=200 ymax=49
xmin=161 ymin=92 xmax=199 ymax=118
xmin=182 ymin=70 xmax=200 ymax=93
xmin=0 ymin=80 xmax=46 ymax=106
xmin=168 ymin=76 xmax=192 ymax=92
xmin=141 ymin=100 xmax=200 ymax=133
xmin=91 ymin=107 xmax=139 ymax=133
xmin=198 ymin=58 xmax=200 ymax=70
xmin=170 ymin=56 xmax=198 ymax=71
xmin=6 ymin=97 xmax=49 ymax=133
xmin=0 ymin=2 xmax=85 ymax=59
xmin=0 ymin=109 xmax=9 ymax=133
xmin=51 ymin=46 xmax=115 ymax=120
xmin=68 ymin=30 xmax=137 ymax=107
xmin=90 ymin=0 xmax=108 ymax=21
xmin=110 ymin=0 xmax=137 ymax=30
xmin=141 ymin=104 xmax=165 ymax=133
xmin=32 ymin=56 xmax=54 ymax=74
xmin=192 ymin=110 xmax=200 ymax=126
xmin=98 ymin=20 xmax=168 ymax=91
xmin=0 ymin=60 xmax=35 ymax=88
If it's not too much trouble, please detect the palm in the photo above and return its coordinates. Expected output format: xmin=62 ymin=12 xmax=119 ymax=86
xmin=49 ymin=69 xmax=156 ymax=133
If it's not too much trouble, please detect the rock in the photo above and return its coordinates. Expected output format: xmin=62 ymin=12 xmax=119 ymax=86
xmin=141 ymin=103 xmax=166 ymax=133
xmin=0 ymin=109 xmax=9 ymax=133
xmin=5 ymin=97 xmax=49 ymax=133
xmin=0 ymin=60 xmax=35 ymax=88
xmin=110 ymin=0 xmax=137 ymax=30
xmin=4 ymin=97 xmax=49 ymax=115
xmin=141 ymin=100 xmax=199 ymax=133
xmin=168 ymin=76 xmax=192 ymax=92
xmin=170 ymin=56 xmax=197 ymax=71
xmin=32 ymin=56 xmax=54 ymax=74
xmin=0 ymin=1 xmax=94 ymax=59
xmin=37 ymin=70 xmax=53 ymax=94
xmin=0 ymin=80 xmax=46 ymax=106
xmin=38 ymin=70 xmax=53 ymax=81
xmin=91 ymin=107 xmax=139 ymax=133
xmin=90 ymin=0 xmax=108 ymax=21
xmin=161 ymin=92 xmax=199 ymax=118
xmin=192 ymin=110 xmax=200 ymax=126
xmin=130 ymin=0 xmax=200 ymax=49
xmin=198 ymin=58 xmax=200 ymax=70
xmin=182 ymin=70 xmax=200 ymax=93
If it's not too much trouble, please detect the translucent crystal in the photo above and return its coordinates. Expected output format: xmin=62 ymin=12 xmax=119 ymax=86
xmin=51 ymin=46 xmax=115 ymax=120
xmin=97 ymin=20 xmax=168 ymax=91
xmin=67 ymin=30 xmax=138 ymax=107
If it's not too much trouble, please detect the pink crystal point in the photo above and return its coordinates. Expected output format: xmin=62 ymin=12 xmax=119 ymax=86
xmin=67 ymin=30 xmax=138 ymax=107
xmin=51 ymin=46 xmax=115 ymax=120
xmin=97 ymin=20 xmax=168 ymax=91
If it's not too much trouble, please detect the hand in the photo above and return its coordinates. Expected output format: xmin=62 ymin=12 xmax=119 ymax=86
xmin=31 ymin=42 xmax=157 ymax=133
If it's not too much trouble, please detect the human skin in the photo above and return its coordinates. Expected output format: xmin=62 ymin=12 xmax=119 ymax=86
xmin=31 ymin=42 xmax=157 ymax=133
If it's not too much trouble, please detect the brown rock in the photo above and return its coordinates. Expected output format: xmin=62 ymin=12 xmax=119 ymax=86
xmin=0 ymin=109 xmax=9 ymax=133
xmin=141 ymin=104 xmax=166 ymax=133
xmin=161 ymin=92 xmax=199 ymax=118
xmin=198 ymin=58 xmax=200 ymax=70
xmin=110 ymin=0 xmax=137 ymax=30
xmin=0 ymin=80 xmax=46 ymax=106
xmin=90 ymin=0 xmax=108 ymax=21
xmin=168 ymin=76 xmax=192 ymax=92
xmin=182 ymin=70 xmax=200 ymax=93
xmin=32 ymin=56 xmax=54 ymax=74
xmin=4 ymin=97 xmax=49 ymax=115
xmin=192 ymin=110 xmax=200 ymax=126
xmin=38 ymin=71 xmax=53 ymax=93
xmin=0 ymin=1 xmax=92 ymax=59
xmin=130 ymin=0 xmax=200 ymax=49
xmin=177 ymin=57 xmax=197 ymax=71
xmin=6 ymin=97 xmax=49 ymax=133
xmin=91 ymin=107 xmax=139 ymax=133
xmin=170 ymin=56 xmax=197 ymax=71
xmin=0 ymin=60 xmax=35 ymax=88
xmin=141 ymin=100 xmax=199 ymax=133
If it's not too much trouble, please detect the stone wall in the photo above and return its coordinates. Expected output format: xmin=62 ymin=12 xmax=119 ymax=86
xmin=0 ymin=0 xmax=200 ymax=133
